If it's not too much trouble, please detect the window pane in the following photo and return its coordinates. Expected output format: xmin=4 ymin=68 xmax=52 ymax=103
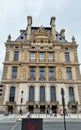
xmin=40 ymin=52 xmax=44 ymax=61
xmin=31 ymin=52 xmax=35 ymax=61
xmin=9 ymin=86 xmax=15 ymax=102
xmin=30 ymin=67 xmax=35 ymax=79
xmin=40 ymin=86 xmax=45 ymax=102
xmin=65 ymin=52 xmax=70 ymax=62
xmin=29 ymin=86 xmax=34 ymax=102
xmin=69 ymin=87 xmax=75 ymax=102
xmin=49 ymin=67 xmax=54 ymax=79
xmin=12 ymin=66 xmax=17 ymax=79
xmin=40 ymin=67 xmax=44 ymax=79
xmin=14 ymin=51 xmax=19 ymax=61
xmin=51 ymin=86 xmax=56 ymax=101
xmin=48 ymin=53 xmax=53 ymax=61
xmin=66 ymin=67 xmax=72 ymax=80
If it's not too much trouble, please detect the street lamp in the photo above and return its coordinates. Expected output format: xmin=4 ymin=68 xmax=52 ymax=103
xmin=61 ymin=88 xmax=66 ymax=130
xmin=20 ymin=90 xmax=24 ymax=115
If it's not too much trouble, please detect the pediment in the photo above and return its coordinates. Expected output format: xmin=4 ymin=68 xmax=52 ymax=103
xmin=31 ymin=26 xmax=53 ymax=40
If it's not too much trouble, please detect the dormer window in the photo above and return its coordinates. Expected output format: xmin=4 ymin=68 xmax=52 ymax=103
xmin=21 ymin=36 xmax=23 ymax=39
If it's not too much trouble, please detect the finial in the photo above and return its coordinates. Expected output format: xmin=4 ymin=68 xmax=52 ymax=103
xmin=7 ymin=34 xmax=11 ymax=41
xmin=72 ymin=36 xmax=76 ymax=43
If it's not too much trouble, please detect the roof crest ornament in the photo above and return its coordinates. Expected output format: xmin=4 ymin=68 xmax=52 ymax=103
xmin=71 ymin=36 xmax=76 ymax=43
xmin=7 ymin=34 xmax=11 ymax=41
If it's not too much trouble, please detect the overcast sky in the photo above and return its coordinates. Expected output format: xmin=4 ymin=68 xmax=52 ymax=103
xmin=0 ymin=0 xmax=81 ymax=80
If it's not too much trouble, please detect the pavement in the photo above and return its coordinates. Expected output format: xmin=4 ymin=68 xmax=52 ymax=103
xmin=0 ymin=113 xmax=81 ymax=122
xmin=0 ymin=114 xmax=81 ymax=130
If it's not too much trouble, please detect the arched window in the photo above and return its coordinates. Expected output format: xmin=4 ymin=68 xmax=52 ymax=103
xmin=50 ymin=86 xmax=56 ymax=102
xmin=29 ymin=86 xmax=34 ymax=102
xmin=69 ymin=87 xmax=75 ymax=102
xmin=40 ymin=86 xmax=45 ymax=102
xmin=9 ymin=86 xmax=15 ymax=102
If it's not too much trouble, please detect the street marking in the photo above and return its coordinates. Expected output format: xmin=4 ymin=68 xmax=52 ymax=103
xmin=10 ymin=122 xmax=20 ymax=130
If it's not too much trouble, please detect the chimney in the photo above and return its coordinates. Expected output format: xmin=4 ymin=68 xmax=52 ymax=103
xmin=50 ymin=17 xmax=56 ymax=41
xmin=60 ymin=29 xmax=65 ymax=39
xmin=27 ymin=16 xmax=32 ymax=40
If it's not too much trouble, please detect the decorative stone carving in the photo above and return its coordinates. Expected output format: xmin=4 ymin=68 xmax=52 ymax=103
xmin=23 ymin=51 xmax=27 ymax=61
xmin=58 ymin=67 xmax=62 ymax=79
xmin=72 ymin=36 xmax=76 ymax=43
xmin=2 ymin=65 xmax=8 ymax=79
xmin=7 ymin=34 xmax=11 ymax=41
xmin=5 ymin=51 xmax=10 ymax=61
xmin=22 ymin=66 xmax=27 ymax=79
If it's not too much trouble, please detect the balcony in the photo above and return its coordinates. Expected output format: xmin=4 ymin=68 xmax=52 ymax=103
xmin=26 ymin=101 xmax=34 ymax=106
xmin=48 ymin=59 xmax=54 ymax=62
xmin=39 ymin=59 xmax=45 ymax=62
xmin=68 ymin=101 xmax=78 ymax=107
xmin=6 ymin=101 xmax=16 ymax=106
xmin=28 ymin=77 xmax=36 ymax=80
xmin=40 ymin=101 xmax=46 ymax=105
xmin=27 ymin=101 xmax=49 ymax=106
xmin=49 ymin=77 xmax=54 ymax=81
xmin=30 ymin=59 xmax=36 ymax=62
xmin=50 ymin=101 xmax=59 ymax=105
xmin=39 ymin=78 xmax=46 ymax=81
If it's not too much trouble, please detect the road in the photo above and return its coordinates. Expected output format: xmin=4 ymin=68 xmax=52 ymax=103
xmin=0 ymin=117 xmax=81 ymax=130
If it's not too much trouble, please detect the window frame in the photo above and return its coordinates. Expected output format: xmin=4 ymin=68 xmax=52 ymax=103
xmin=40 ymin=52 xmax=44 ymax=61
xmin=12 ymin=66 xmax=18 ymax=79
xmin=66 ymin=67 xmax=72 ymax=80
xmin=69 ymin=87 xmax=75 ymax=102
xmin=29 ymin=86 xmax=34 ymax=102
xmin=9 ymin=86 xmax=15 ymax=102
xmin=50 ymin=86 xmax=56 ymax=102
xmin=14 ymin=51 xmax=19 ymax=61
xmin=65 ymin=52 xmax=70 ymax=62
xmin=30 ymin=67 xmax=35 ymax=79
xmin=30 ymin=52 xmax=36 ymax=61
xmin=40 ymin=86 xmax=45 ymax=102
xmin=48 ymin=52 xmax=54 ymax=61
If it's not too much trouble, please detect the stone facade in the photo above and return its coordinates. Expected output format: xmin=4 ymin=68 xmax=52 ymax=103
xmin=0 ymin=16 xmax=81 ymax=114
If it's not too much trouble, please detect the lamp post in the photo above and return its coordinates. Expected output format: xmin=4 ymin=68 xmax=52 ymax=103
xmin=20 ymin=90 xmax=24 ymax=115
xmin=61 ymin=88 xmax=66 ymax=130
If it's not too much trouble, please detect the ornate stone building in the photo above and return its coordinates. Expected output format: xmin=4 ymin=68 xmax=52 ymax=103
xmin=0 ymin=16 xmax=81 ymax=114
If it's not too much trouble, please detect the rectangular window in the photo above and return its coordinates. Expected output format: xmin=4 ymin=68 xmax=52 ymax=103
xmin=69 ymin=87 xmax=75 ymax=102
xmin=65 ymin=52 xmax=70 ymax=62
xmin=30 ymin=67 xmax=35 ymax=79
xmin=12 ymin=66 xmax=18 ymax=79
xmin=14 ymin=51 xmax=19 ymax=61
xmin=49 ymin=67 xmax=54 ymax=79
xmin=66 ymin=67 xmax=72 ymax=80
xmin=30 ymin=52 xmax=35 ymax=61
xmin=48 ymin=53 xmax=54 ymax=61
xmin=40 ymin=52 xmax=44 ymax=61
xmin=40 ymin=67 xmax=45 ymax=79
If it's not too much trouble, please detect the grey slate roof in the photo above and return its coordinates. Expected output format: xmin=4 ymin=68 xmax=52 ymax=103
xmin=15 ymin=27 xmax=67 ymax=43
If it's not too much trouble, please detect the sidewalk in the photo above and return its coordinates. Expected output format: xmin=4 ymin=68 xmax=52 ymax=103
xmin=0 ymin=113 xmax=81 ymax=120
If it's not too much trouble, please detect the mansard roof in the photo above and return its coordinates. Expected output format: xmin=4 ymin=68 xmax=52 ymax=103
xmin=15 ymin=26 xmax=67 ymax=43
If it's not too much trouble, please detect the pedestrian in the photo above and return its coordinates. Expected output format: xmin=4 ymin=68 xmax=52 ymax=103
xmin=54 ymin=110 xmax=57 ymax=117
xmin=47 ymin=109 xmax=49 ymax=114
xmin=27 ymin=111 xmax=31 ymax=118
xmin=50 ymin=110 xmax=52 ymax=117
xmin=60 ymin=109 xmax=63 ymax=116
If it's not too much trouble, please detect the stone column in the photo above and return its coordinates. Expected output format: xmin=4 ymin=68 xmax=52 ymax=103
xmin=27 ymin=16 xmax=32 ymax=41
xmin=46 ymin=66 xmax=48 ymax=80
xmin=35 ymin=85 xmax=40 ymax=103
xmin=45 ymin=86 xmax=50 ymax=104
xmin=50 ymin=17 xmax=56 ymax=41
xmin=36 ymin=66 xmax=39 ymax=80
